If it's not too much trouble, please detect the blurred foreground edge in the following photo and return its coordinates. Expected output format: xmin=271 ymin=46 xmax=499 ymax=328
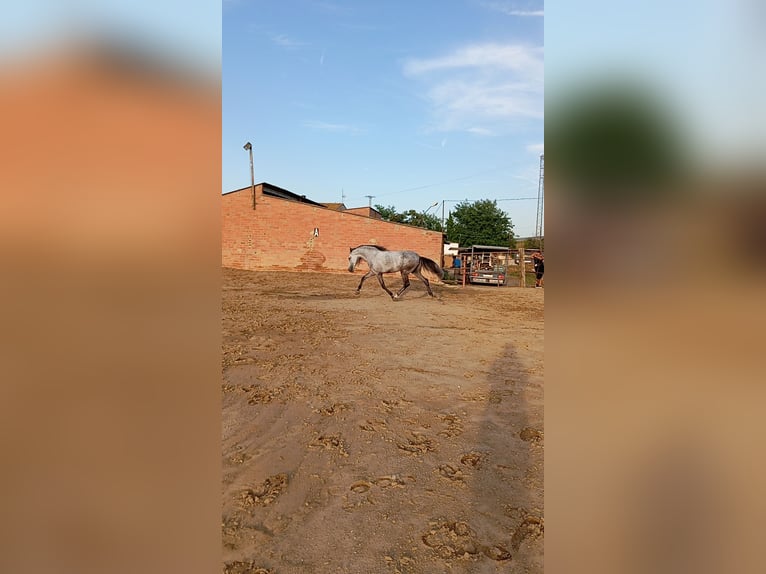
xmin=547 ymin=75 xmax=766 ymax=574
xmin=0 ymin=41 xmax=221 ymax=574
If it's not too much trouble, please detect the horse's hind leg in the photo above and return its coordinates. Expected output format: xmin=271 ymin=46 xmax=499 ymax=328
xmin=356 ymin=270 xmax=375 ymax=293
xmin=414 ymin=270 xmax=435 ymax=297
xmin=395 ymin=272 xmax=411 ymax=298
xmin=376 ymin=273 xmax=396 ymax=299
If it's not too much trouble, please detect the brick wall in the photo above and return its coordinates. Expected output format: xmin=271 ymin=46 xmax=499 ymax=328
xmin=222 ymin=185 xmax=444 ymax=273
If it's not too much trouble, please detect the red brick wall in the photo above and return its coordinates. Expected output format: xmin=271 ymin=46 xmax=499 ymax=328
xmin=222 ymin=185 xmax=443 ymax=273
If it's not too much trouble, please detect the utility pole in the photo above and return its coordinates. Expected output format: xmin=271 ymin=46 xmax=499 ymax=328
xmin=365 ymin=195 xmax=375 ymax=207
xmin=534 ymin=154 xmax=544 ymax=250
xmin=244 ymin=142 xmax=255 ymax=210
xmin=441 ymin=200 xmax=445 ymax=232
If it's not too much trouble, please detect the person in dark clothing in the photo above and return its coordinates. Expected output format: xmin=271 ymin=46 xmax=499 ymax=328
xmin=452 ymin=255 xmax=462 ymax=280
xmin=532 ymin=252 xmax=544 ymax=288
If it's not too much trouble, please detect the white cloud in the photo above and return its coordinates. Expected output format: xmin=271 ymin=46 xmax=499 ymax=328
xmin=403 ymin=43 xmax=543 ymax=133
xmin=271 ymin=33 xmax=305 ymax=48
xmin=467 ymin=127 xmax=494 ymax=136
xmin=480 ymin=2 xmax=544 ymax=17
xmin=526 ymin=143 xmax=544 ymax=153
xmin=303 ymin=120 xmax=361 ymax=134
xmin=403 ymin=43 xmax=542 ymax=77
xmin=313 ymin=2 xmax=346 ymax=15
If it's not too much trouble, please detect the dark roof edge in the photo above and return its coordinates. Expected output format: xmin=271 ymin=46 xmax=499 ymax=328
xmin=222 ymin=182 xmax=326 ymax=207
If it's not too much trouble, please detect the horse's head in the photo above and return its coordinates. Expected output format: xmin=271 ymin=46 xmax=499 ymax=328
xmin=348 ymin=248 xmax=359 ymax=272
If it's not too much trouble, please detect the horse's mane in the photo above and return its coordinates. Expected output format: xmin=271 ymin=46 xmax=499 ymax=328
xmin=353 ymin=244 xmax=387 ymax=251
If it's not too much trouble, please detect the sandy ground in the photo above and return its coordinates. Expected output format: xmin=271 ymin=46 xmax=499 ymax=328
xmin=222 ymin=268 xmax=544 ymax=574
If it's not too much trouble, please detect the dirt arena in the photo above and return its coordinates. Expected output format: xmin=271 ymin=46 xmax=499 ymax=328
xmin=222 ymin=268 xmax=544 ymax=574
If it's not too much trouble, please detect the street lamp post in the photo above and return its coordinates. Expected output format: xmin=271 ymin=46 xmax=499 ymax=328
xmin=421 ymin=201 xmax=439 ymax=229
xmin=421 ymin=201 xmax=440 ymax=267
xmin=243 ymin=142 xmax=255 ymax=210
xmin=423 ymin=201 xmax=439 ymax=216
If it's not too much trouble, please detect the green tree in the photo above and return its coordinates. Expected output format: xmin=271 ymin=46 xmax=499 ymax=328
xmin=375 ymin=205 xmax=443 ymax=231
xmin=375 ymin=204 xmax=406 ymax=223
xmin=446 ymin=200 xmax=514 ymax=247
xmin=401 ymin=209 xmax=442 ymax=231
xmin=521 ymin=237 xmax=544 ymax=251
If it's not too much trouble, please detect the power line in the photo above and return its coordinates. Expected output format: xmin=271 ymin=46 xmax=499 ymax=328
xmin=440 ymin=197 xmax=536 ymax=201
xmin=368 ymin=166 xmax=514 ymax=200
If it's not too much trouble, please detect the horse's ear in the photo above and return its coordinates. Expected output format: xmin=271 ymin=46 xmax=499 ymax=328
xmin=349 ymin=247 xmax=353 ymax=253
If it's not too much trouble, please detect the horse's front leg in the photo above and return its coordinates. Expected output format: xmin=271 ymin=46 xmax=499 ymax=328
xmin=376 ymin=273 xmax=396 ymax=299
xmin=355 ymin=270 xmax=375 ymax=294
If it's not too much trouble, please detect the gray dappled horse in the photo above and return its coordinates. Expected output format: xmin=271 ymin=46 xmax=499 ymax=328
xmin=348 ymin=245 xmax=442 ymax=300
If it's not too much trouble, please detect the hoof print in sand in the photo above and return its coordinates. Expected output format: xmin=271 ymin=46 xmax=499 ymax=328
xmin=519 ymin=427 xmax=544 ymax=443
xmin=511 ymin=515 xmax=544 ymax=550
xmin=350 ymin=474 xmax=414 ymax=494
xmin=350 ymin=480 xmax=372 ymax=493
xmin=421 ymin=521 xmax=481 ymax=559
xmin=396 ymin=432 xmax=435 ymax=454
xmin=437 ymin=464 xmax=465 ymax=484
xmin=422 ymin=521 xmax=512 ymax=562
xmin=223 ymin=561 xmax=273 ymax=574
xmin=245 ymin=384 xmax=280 ymax=405
xmin=459 ymin=451 xmax=488 ymax=468
xmin=373 ymin=474 xmax=413 ymax=488
xmin=314 ymin=402 xmax=351 ymax=416
xmin=240 ymin=473 xmax=288 ymax=507
xmin=359 ymin=418 xmax=387 ymax=432
xmin=309 ymin=433 xmax=349 ymax=456
xmin=384 ymin=554 xmax=416 ymax=573
xmin=228 ymin=444 xmax=250 ymax=465
xmin=482 ymin=545 xmax=512 ymax=561
xmin=437 ymin=413 xmax=464 ymax=438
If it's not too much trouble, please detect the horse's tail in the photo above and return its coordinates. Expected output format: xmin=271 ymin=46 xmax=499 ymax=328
xmin=418 ymin=256 xmax=443 ymax=280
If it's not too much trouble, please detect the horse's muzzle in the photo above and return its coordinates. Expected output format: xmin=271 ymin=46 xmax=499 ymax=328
xmin=348 ymin=264 xmax=354 ymax=272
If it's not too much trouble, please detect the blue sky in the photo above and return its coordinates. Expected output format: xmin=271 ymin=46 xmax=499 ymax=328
xmin=223 ymin=0 xmax=544 ymax=237
xmin=0 ymin=1 xmax=220 ymax=70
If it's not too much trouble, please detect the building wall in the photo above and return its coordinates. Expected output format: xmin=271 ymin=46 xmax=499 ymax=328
xmin=344 ymin=207 xmax=382 ymax=220
xmin=222 ymin=185 xmax=443 ymax=272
